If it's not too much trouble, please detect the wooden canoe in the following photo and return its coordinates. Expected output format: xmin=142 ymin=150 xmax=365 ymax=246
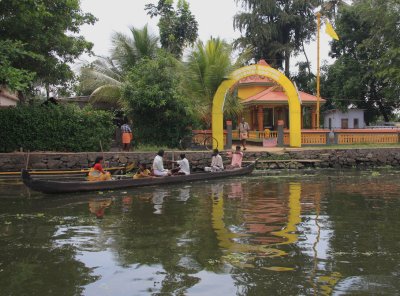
xmin=21 ymin=162 xmax=256 ymax=194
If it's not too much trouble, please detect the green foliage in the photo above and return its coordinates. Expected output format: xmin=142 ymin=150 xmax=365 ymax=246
xmin=78 ymin=26 xmax=159 ymax=108
xmin=0 ymin=0 xmax=97 ymax=94
xmin=234 ymin=0 xmax=321 ymax=76
xmin=292 ymin=62 xmax=316 ymax=94
xmin=0 ymin=40 xmax=39 ymax=91
xmin=146 ymin=0 xmax=198 ymax=57
xmin=0 ymin=104 xmax=114 ymax=152
xmin=184 ymin=38 xmax=241 ymax=126
xmin=323 ymin=0 xmax=400 ymax=123
xmin=123 ymin=51 xmax=193 ymax=147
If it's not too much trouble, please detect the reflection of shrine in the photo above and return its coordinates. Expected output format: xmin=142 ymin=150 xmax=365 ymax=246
xmin=210 ymin=180 xmax=342 ymax=294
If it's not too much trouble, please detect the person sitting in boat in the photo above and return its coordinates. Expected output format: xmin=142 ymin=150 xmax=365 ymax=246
xmin=226 ymin=146 xmax=244 ymax=170
xmin=205 ymin=149 xmax=224 ymax=172
xmin=152 ymin=150 xmax=171 ymax=177
xmin=171 ymin=154 xmax=190 ymax=175
xmin=88 ymin=156 xmax=112 ymax=181
xmin=134 ymin=163 xmax=152 ymax=179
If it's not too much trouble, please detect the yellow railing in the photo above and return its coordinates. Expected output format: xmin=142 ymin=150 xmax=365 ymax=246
xmin=215 ymin=129 xmax=399 ymax=146
xmin=302 ymin=133 xmax=327 ymax=145
xmin=338 ymin=133 xmax=398 ymax=144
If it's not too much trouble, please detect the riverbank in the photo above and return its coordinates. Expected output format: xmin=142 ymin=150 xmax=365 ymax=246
xmin=1 ymin=147 xmax=400 ymax=172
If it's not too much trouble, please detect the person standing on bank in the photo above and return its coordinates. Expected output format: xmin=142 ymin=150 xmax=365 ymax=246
xmin=121 ymin=122 xmax=133 ymax=151
xmin=239 ymin=117 xmax=250 ymax=151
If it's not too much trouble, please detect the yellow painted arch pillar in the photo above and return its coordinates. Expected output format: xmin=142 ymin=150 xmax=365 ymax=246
xmin=212 ymin=64 xmax=302 ymax=148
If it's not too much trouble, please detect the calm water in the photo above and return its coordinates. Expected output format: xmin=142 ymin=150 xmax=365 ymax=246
xmin=1 ymin=170 xmax=400 ymax=296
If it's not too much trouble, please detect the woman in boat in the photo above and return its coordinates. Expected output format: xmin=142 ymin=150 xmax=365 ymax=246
xmin=226 ymin=146 xmax=244 ymax=170
xmin=133 ymin=163 xmax=152 ymax=179
xmin=87 ymin=156 xmax=112 ymax=181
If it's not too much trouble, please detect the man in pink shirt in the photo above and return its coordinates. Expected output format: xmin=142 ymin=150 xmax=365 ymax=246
xmin=227 ymin=146 xmax=244 ymax=169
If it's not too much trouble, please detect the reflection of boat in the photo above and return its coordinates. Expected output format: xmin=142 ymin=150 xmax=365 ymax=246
xmin=21 ymin=162 xmax=256 ymax=194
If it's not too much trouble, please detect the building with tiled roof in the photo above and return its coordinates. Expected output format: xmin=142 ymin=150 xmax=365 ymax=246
xmin=237 ymin=60 xmax=325 ymax=130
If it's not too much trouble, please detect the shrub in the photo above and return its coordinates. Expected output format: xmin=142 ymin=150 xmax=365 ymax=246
xmin=0 ymin=104 xmax=114 ymax=152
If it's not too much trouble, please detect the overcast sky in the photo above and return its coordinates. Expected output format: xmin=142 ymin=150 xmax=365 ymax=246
xmin=78 ymin=0 xmax=334 ymax=73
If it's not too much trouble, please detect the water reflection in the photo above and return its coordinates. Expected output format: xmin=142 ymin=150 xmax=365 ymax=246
xmin=152 ymin=189 xmax=169 ymax=214
xmin=1 ymin=170 xmax=400 ymax=295
xmin=88 ymin=198 xmax=112 ymax=219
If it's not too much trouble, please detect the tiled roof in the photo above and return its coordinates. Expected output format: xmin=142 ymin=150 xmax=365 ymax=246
xmin=242 ymin=88 xmax=326 ymax=104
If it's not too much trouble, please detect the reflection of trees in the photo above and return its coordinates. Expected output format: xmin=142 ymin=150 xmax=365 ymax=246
xmin=327 ymin=178 xmax=400 ymax=288
xmin=105 ymin=186 xmax=223 ymax=294
xmin=0 ymin=201 xmax=98 ymax=295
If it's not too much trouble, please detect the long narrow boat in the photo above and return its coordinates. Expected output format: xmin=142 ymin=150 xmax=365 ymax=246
xmin=22 ymin=162 xmax=256 ymax=194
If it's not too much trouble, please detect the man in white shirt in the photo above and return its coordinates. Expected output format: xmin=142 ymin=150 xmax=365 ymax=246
xmin=172 ymin=154 xmax=191 ymax=175
xmin=152 ymin=150 xmax=171 ymax=177
xmin=205 ymin=149 xmax=224 ymax=172
xmin=239 ymin=117 xmax=250 ymax=151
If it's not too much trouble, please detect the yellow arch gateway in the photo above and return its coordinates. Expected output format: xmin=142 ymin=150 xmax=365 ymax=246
xmin=212 ymin=64 xmax=302 ymax=148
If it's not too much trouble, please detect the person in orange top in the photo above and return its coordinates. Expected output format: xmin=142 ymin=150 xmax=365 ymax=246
xmin=88 ymin=156 xmax=112 ymax=181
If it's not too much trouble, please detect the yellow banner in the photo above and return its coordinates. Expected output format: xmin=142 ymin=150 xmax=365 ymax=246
xmin=325 ymin=20 xmax=339 ymax=40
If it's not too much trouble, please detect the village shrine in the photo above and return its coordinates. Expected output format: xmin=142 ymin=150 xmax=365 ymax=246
xmin=211 ymin=60 xmax=399 ymax=147
xmin=237 ymin=60 xmax=326 ymax=132
xmin=224 ymin=60 xmax=329 ymax=147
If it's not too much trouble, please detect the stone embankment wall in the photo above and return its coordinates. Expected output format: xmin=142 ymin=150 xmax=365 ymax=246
xmin=0 ymin=148 xmax=400 ymax=172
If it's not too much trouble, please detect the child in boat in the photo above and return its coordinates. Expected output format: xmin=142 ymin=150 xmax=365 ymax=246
xmin=87 ymin=156 xmax=112 ymax=181
xmin=205 ymin=149 xmax=224 ymax=172
xmin=134 ymin=163 xmax=152 ymax=179
xmin=171 ymin=154 xmax=191 ymax=175
xmin=226 ymin=146 xmax=244 ymax=170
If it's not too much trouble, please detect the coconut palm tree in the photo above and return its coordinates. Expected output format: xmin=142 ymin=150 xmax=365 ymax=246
xmin=185 ymin=38 xmax=242 ymax=127
xmin=79 ymin=25 xmax=159 ymax=107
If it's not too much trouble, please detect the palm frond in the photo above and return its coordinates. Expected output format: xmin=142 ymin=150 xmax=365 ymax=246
xmin=89 ymin=84 xmax=125 ymax=108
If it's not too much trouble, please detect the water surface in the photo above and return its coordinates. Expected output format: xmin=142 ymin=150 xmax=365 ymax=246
xmin=1 ymin=170 xmax=400 ymax=295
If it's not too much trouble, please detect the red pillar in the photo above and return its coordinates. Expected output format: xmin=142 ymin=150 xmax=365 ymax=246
xmin=257 ymin=106 xmax=264 ymax=131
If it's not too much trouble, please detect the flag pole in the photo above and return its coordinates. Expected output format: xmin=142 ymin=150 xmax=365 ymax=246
xmin=316 ymin=12 xmax=321 ymax=129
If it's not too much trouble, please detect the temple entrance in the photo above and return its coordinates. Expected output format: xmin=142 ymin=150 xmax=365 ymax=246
xmin=212 ymin=63 xmax=302 ymax=148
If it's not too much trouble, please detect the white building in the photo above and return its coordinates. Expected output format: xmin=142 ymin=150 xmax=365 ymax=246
xmin=0 ymin=88 xmax=19 ymax=108
xmin=324 ymin=109 xmax=365 ymax=129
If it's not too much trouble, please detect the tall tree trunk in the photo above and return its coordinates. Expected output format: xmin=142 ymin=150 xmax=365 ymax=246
xmin=45 ymin=83 xmax=50 ymax=100
xmin=302 ymin=40 xmax=311 ymax=76
xmin=284 ymin=50 xmax=290 ymax=77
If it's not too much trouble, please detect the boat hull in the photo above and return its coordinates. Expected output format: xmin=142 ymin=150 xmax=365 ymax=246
xmin=21 ymin=162 xmax=256 ymax=194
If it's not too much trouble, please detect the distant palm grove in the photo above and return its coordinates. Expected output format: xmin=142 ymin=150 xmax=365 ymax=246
xmin=0 ymin=0 xmax=399 ymax=150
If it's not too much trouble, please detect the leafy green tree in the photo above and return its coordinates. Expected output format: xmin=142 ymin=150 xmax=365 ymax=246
xmin=292 ymin=61 xmax=316 ymax=94
xmin=323 ymin=0 xmax=400 ymax=123
xmin=123 ymin=51 xmax=193 ymax=147
xmin=234 ymin=0 xmax=322 ymax=76
xmin=0 ymin=40 xmax=38 ymax=91
xmin=146 ymin=0 xmax=198 ymax=58
xmin=0 ymin=0 xmax=96 ymax=97
xmin=78 ymin=25 xmax=159 ymax=107
xmin=185 ymin=38 xmax=242 ymax=127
